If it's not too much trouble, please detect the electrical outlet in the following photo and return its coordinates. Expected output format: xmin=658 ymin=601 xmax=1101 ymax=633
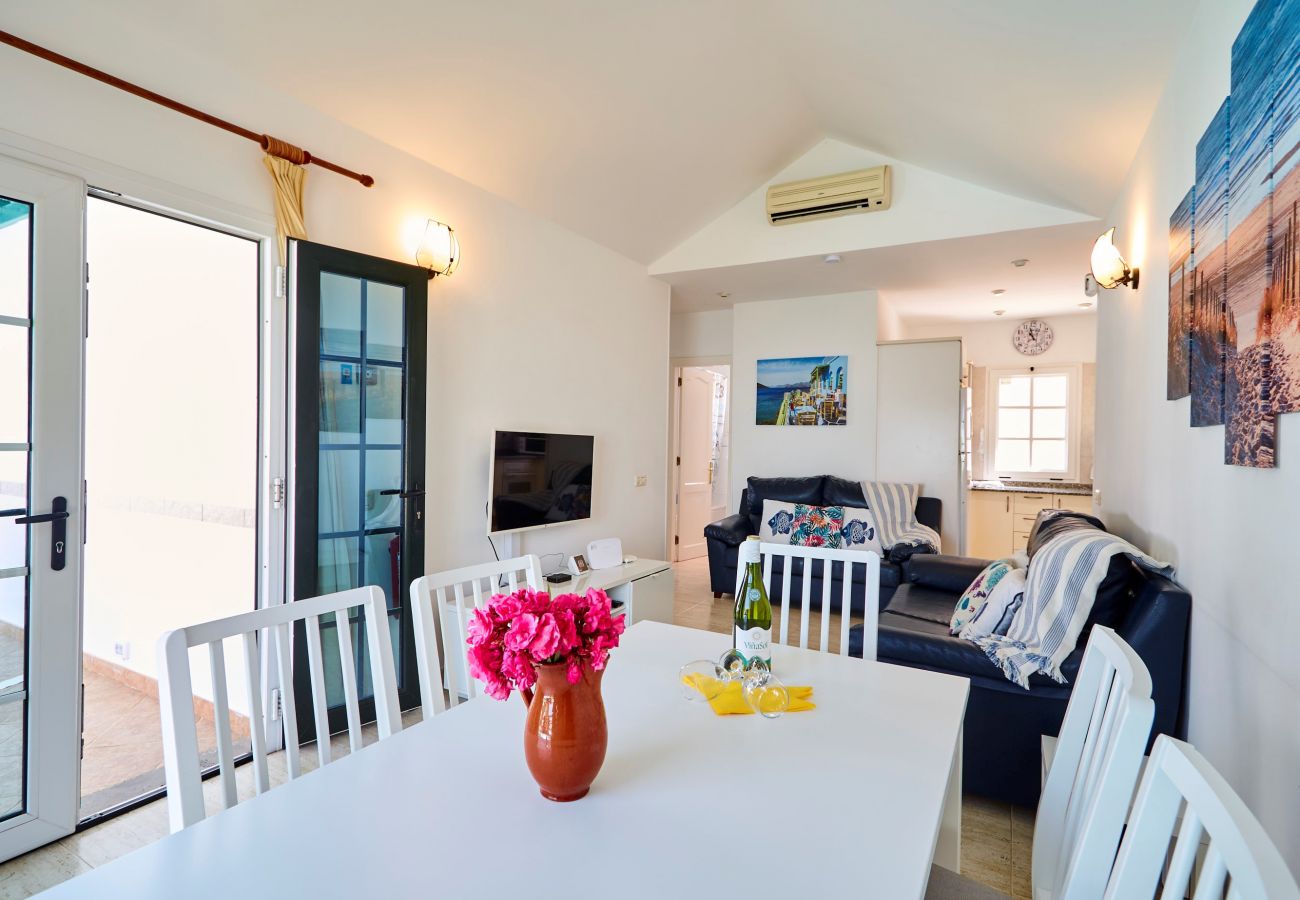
xmin=634 ymin=475 xmax=648 ymax=487
xmin=113 ymin=641 xmax=131 ymax=661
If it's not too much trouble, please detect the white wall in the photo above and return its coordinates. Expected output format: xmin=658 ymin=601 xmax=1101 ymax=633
xmin=900 ymin=313 xmax=1096 ymax=367
xmin=650 ymin=138 xmax=1094 ymax=277
xmin=1095 ymin=0 xmax=1300 ymax=873
xmin=0 ymin=41 xmax=669 ymax=599
xmin=876 ymin=295 xmax=906 ymax=342
xmin=729 ymin=292 xmax=878 ymax=509
xmin=669 ymin=308 xmax=733 ymax=359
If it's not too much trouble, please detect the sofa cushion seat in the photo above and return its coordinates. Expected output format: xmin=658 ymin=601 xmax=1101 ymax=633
xmin=883 ymin=582 xmax=955 ymax=625
xmin=855 ymin=584 xmax=1082 ymax=688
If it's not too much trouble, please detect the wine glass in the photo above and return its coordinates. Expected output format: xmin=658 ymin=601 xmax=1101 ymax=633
xmin=718 ymin=648 xmax=747 ymax=679
xmin=742 ymin=667 xmax=790 ymax=719
xmin=678 ymin=659 xmax=728 ymax=702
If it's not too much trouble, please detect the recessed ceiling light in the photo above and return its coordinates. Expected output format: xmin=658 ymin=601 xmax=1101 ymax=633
xmin=1012 ymin=258 xmax=1029 ymax=267
xmin=1078 ymin=301 xmax=1093 ymax=308
xmin=718 ymin=291 xmax=731 ymax=299
xmin=992 ymin=288 xmax=1007 ymax=295
xmin=823 ymin=254 xmax=842 ymax=264
xmin=993 ymin=309 xmax=1006 ymax=316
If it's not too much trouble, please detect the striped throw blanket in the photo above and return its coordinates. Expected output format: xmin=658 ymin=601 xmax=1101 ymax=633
xmin=859 ymin=481 xmax=941 ymax=553
xmin=971 ymin=524 xmax=1172 ymax=689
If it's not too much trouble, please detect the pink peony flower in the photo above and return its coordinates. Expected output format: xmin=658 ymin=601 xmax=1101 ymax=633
xmin=503 ymin=613 xmax=540 ymax=652
xmin=554 ymin=609 xmax=579 ymax=653
xmin=566 ymin=656 xmax=584 ymax=684
xmin=501 ymin=650 xmax=538 ymax=691
xmin=466 ymin=607 xmax=497 ymax=645
xmin=530 ymin=612 xmax=563 ymax=659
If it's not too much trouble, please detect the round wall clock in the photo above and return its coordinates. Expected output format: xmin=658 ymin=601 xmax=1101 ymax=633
xmin=1012 ymin=319 xmax=1054 ymax=356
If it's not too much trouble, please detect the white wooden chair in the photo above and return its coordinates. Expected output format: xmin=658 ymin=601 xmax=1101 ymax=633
xmin=739 ymin=542 xmax=880 ymax=660
xmin=1103 ymin=735 xmax=1299 ymax=900
xmin=927 ymin=625 xmax=1156 ymax=899
xmin=157 ymin=586 xmax=400 ymax=833
xmin=410 ymin=554 xmax=543 ymax=714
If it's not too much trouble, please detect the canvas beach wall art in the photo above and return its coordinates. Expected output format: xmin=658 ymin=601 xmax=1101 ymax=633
xmin=1168 ymin=0 xmax=1300 ymax=468
xmin=755 ymin=356 xmax=847 ymax=426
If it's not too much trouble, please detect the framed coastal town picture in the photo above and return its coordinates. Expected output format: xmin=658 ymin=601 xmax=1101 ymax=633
xmin=755 ymin=356 xmax=847 ymax=426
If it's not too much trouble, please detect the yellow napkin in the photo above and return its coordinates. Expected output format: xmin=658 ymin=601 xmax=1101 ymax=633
xmin=682 ymin=674 xmax=816 ymax=715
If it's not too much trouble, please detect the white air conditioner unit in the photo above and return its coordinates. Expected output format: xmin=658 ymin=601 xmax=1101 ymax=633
xmin=765 ymin=166 xmax=892 ymax=225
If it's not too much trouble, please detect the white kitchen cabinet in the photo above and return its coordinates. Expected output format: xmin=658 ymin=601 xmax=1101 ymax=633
xmin=966 ymin=490 xmax=1090 ymax=560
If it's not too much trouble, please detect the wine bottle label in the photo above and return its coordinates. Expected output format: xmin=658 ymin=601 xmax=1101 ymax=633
xmin=734 ymin=625 xmax=771 ymax=664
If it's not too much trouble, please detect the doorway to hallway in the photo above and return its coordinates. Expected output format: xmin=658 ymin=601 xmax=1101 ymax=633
xmin=671 ymin=364 xmax=729 ymax=562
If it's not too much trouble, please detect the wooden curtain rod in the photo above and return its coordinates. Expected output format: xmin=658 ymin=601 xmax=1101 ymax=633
xmin=0 ymin=30 xmax=374 ymax=187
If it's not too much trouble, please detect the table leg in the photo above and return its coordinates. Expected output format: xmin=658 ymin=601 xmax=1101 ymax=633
xmin=934 ymin=730 xmax=962 ymax=872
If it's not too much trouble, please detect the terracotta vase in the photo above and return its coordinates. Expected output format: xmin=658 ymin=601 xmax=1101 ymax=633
xmin=521 ymin=662 xmax=608 ymax=802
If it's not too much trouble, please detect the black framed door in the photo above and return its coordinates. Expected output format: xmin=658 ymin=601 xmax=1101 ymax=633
xmin=288 ymin=239 xmax=425 ymax=740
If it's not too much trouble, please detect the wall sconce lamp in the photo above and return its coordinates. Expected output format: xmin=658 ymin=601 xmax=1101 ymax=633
xmin=415 ymin=219 xmax=460 ymax=279
xmin=1089 ymin=227 xmax=1139 ymax=290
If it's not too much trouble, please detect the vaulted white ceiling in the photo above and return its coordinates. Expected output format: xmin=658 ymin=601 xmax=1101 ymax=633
xmin=5 ymin=0 xmax=1190 ymax=266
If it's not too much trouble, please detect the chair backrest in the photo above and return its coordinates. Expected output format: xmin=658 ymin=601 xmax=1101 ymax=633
xmin=1033 ymin=625 xmax=1155 ymax=900
xmin=157 ymin=586 xmax=400 ymax=833
xmin=410 ymin=554 xmax=543 ymax=714
xmin=738 ymin=542 xmax=880 ymax=661
xmin=1104 ymin=736 xmax=1300 ymax=900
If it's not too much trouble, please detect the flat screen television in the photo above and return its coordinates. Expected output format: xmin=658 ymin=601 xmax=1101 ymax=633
xmin=488 ymin=430 xmax=595 ymax=534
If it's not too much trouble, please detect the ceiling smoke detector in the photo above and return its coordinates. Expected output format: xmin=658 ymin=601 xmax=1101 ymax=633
xmin=717 ymin=291 xmax=731 ymax=298
xmin=1078 ymin=301 xmax=1093 ymax=309
xmin=823 ymin=254 xmax=842 ymax=264
xmin=993 ymin=309 xmax=1007 ymax=317
xmin=1012 ymin=258 xmax=1029 ymax=267
xmin=992 ymin=288 xmax=1007 ymax=295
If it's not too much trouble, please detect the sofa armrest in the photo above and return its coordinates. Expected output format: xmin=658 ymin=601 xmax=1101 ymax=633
xmin=704 ymin=514 xmax=753 ymax=547
xmin=904 ymin=554 xmax=989 ymax=593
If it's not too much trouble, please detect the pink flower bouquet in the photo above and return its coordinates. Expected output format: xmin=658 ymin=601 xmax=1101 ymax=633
xmin=465 ymin=587 xmax=626 ymax=702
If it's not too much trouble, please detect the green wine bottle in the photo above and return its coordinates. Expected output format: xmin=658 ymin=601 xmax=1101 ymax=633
xmin=734 ymin=536 xmax=772 ymax=669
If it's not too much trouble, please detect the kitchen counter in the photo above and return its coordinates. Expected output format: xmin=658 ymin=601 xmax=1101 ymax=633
xmin=969 ymin=480 xmax=1093 ymax=496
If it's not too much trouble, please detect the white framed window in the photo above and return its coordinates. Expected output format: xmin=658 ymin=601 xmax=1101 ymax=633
xmin=988 ymin=365 xmax=1081 ymax=481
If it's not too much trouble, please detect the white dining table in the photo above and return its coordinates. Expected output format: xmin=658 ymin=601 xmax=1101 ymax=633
xmin=41 ymin=621 xmax=969 ymax=899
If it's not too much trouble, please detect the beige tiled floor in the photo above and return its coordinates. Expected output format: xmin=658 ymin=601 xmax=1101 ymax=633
xmin=0 ymin=556 xmax=1033 ymax=899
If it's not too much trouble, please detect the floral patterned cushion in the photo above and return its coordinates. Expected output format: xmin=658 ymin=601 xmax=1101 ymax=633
xmin=789 ymin=504 xmax=845 ymax=549
xmin=950 ymin=559 xmax=1016 ymax=634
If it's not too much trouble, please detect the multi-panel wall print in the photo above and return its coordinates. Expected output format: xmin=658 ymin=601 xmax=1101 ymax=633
xmin=1169 ymin=0 xmax=1300 ymax=467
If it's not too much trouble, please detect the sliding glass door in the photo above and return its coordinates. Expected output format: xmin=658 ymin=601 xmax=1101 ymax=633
xmin=288 ymin=241 xmax=425 ymax=739
xmin=0 ymin=157 xmax=85 ymax=859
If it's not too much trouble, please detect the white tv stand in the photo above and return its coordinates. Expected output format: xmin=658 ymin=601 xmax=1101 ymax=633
xmin=571 ymin=558 xmax=674 ymax=625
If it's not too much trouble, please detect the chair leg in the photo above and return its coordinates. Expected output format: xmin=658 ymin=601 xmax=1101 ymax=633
xmin=713 ymin=592 xmax=722 ymax=599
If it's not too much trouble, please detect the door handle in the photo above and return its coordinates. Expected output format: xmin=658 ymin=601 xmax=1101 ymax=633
xmin=13 ymin=496 xmax=69 ymax=571
xmin=381 ymin=487 xmax=425 ymax=526
xmin=379 ymin=488 xmax=426 ymax=499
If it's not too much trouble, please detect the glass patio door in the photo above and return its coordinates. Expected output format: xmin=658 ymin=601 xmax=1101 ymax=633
xmin=0 ymin=157 xmax=85 ymax=859
xmin=288 ymin=240 xmax=425 ymax=739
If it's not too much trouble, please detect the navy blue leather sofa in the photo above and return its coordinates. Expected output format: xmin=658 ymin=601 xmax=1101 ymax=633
xmin=850 ymin=516 xmax=1191 ymax=808
xmin=703 ymin=475 xmax=942 ymax=611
